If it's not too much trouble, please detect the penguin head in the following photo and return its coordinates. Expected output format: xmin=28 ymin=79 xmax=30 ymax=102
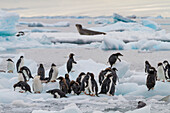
xmin=163 ymin=60 xmax=169 ymax=66
xmin=145 ymin=61 xmax=150 ymax=65
xmin=65 ymin=74 xmax=69 ymax=79
xmin=57 ymin=76 xmax=64 ymax=81
xmin=20 ymin=56 xmax=24 ymax=59
xmin=79 ymin=72 xmax=85 ymax=77
xmin=157 ymin=63 xmax=163 ymax=67
xmin=6 ymin=58 xmax=13 ymax=62
xmin=75 ymin=24 xmax=82 ymax=29
xmin=87 ymin=72 xmax=94 ymax=79
xmin=69 ymin=53 xmax=75 ymax=58
xmin=111 ymin=67 xmax=118 ymax=71
xmin=40 ymin=64 xmax=43 ymax=67
xmin=115 ymin=52 xmax=123 ymax=56
xmin=51 ymin=63 xmax=56 ymax=67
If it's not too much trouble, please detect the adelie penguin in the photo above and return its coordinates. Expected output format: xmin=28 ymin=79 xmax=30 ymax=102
xmin=48 ymin=63 xmax=58 ymax=82
xmin=108 ymin=53 xmax=123 ymax=67
xmin=13 ymin=81 xmax=32 ymax=93
xmin=163 ymin=60 xmax=170 ymax=81
xmin=157 ymin=63 xmax=166 ymax=82
xmin=20 ymin=66 xmax=33 ymax=81
xmin=146 ymin=67 xmax=156 ymax=91
xmin=65 ymin=74 xmax=71 ymax=93
xmin=37 ymin=64 xmax=45 ymax=80
xmin=81 ymin=72 xmax=98 ymax=96
xmin=32 ymin=76 xmax=43 ymax=93
xmin=6 ymin=58 xmax=15 ymax=73
xmin=145 ymin=61 xmax=151 ymax=74
xmin=100 ymin=74 xmax=115 ymax=96
xmin=66 ymin=53 xmax=77 ymax=73
xmin=70 ymin=80 xmax=81 ymax=95
xmin=18 ymin=70 xmax=27 ymax=82
xmin=46 ymin=89 xmax=67 ymax=98
xmin=57 ymin=76 xmax=69 ymax=94
xmin=16 ymin=56 xmax=24 ymax=72
xmin=75 ymin=24 xmax=106 ymax=35
xmin=76 ymin=72 xmax=86 ymax=85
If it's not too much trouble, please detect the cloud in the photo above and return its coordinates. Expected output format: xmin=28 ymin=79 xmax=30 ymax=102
xmin=1 ymin=7 xmax=28 ymax=11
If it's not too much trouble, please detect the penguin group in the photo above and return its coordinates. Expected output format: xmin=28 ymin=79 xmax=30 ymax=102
xmin=145 ymin=60 xmax=170 ymax=91
xmin=4 ymin=52 xmax=124 ymax=98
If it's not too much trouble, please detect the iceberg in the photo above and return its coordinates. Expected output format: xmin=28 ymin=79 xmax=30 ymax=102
xmin=140 ymin=19 xmax=161 ymax=31
xmin=113 ymin=13 xmax=136 ymax=23
xmin=0 ymin=10 xmax=19 ymax=36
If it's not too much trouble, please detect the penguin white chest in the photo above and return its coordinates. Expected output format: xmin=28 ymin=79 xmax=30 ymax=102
xmin=157 ymin=66 xmax=166 ymax=81
xmin=33 ymin=76 xmax=43 ymax=93
xmin=51 ymin=67 xmax=58 ymax=81
xmin=7 ymin=62 xmax=14 ymax=71
xmin=107 ymin=77 xmax=113 ymax=95
xmin=18 ymin=73 xmax=24 ymax=82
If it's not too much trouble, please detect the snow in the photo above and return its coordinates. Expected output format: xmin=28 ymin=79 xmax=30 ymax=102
xmin=0 ymin=10 xmax=19 ymax=36
xmin=19 ymin=21 xmax=70 ymax=27
xmin=126 ymin=105 xmax=151 ymax=113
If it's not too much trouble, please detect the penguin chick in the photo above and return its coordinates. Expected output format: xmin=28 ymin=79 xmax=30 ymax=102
xmin=70 ymin=80 xmax=81 ymax=95
xmin=57 ymin=76 xmax=69 ymax=94
xmin=65 ymin=74 xmax=71 ymax=93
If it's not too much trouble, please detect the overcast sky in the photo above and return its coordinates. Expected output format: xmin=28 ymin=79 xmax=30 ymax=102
xmin=0 ymin=0 xmax=170 ymax=17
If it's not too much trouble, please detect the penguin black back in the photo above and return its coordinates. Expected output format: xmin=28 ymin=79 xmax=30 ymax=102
xmin=16 ymin=56 xmax=24 ymax=72
xmin=146 ymin=67 xmax=156 ymax=91
xmin=38 ymin=64 xmax=45 ymax=80
xmin=20 ymin=66 xmax=33 ymax=79
xmin=13 ymin=81 xmax=32 ymax=93
xmin=46 ymin=89 xmax=67 ymax=98
xmin=108 ymin=53 xmax=123 ymax=67
xmin=145 ymin=61 xmax=151 ymax=74
xmin=65 ymin=74 xmax=71 ymax=93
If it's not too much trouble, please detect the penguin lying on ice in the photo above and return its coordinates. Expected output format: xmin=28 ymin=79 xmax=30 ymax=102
xmin=46 ymin=89 xmax=67 ymax=98
xmin=13 ymin=81 xmax=32 ymax=93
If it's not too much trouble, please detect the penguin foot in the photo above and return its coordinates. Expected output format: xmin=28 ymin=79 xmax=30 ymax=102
xmin=71 ymin=70 xmax=75 ymax=72
xmin=162 ymin=80 xmax=165 ymax=82
xmin=35 ymin=91 xmax=41 ymax=94
xmin=84 ymin=92 xmax=90 ymax=95
xmin=8 ymin=70 xmax=13 ymax=73
xmin=19 ymin=91 xmax=24 ymax=93
xmin=152 ymin=87 xmax=154 ymax=90
xmin=51 ymin=80 xmax=56 ymax=82
xmin=90 ymin=94 xmax=95 ymax=96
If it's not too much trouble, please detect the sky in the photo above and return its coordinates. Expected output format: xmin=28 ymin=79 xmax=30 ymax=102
xmin=0 ymin=0 xmax=170 ymax=17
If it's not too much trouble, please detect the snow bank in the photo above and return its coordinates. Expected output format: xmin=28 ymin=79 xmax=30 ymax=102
xmin=141 ymin=19 xmax=161 ymax=31
xmin=126 ymin=105 xmax=151 ymax=113
xmin=113 ymin=13 xmax=136 ymax=23
xmin=0 ymin=10 xmax=19 ymax=36
xmin=19 ymin=21 xmax=70 ymax=27
xmin=94 ymin=18 xmax=112 ymax=24
xmin=32 ymin=103 xmax=82 ymax=113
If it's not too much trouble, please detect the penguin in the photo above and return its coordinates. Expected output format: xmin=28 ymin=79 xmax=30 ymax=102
xmin=13 ymin=81 xmax=32 ymax=93
xmin=108 ymin=53 xmax=123 ymax=67
xmin=99 ymin=67 xmax=111 ymax=86
xmin=20 ymin=66 xmax=33 ymax=81
xmin=145 ymin=61 xmax=151 ymax=74
xmin=16 ymin=56 xmax=24 ymax=72
xmin=18 ymin=70 xmax=27 ymax=82
xmin=80 ymin=74 xmax=89 ymax=94
xmin=65 ymin=74 xmax=71 ymax=93
xmin=66 ymin=53 xmax=77 ymax=73
xmin=37 ymin=64 xmax=45 ymax=80
xmin=57 ymin=76 xmax=69 ymax=94
xmin=32 ymin=76 xmax=43 ymax=93
xmin=157 ymin=63 xmax=166 ymax=82
xmin=137 ymin=101 xmax=146 ymax=109
xmin=163 ymin=60 xmax=170 ymax=80
xmin=110 ymin=67 xmax=119 ymax=85
xmin=146 ymin=67 xmax=156 ymax=91
xmin=76 ymin=72 xmax=86 ymax=85
xmin=87 ymin=72 xmax=98 ymax=96
xmin=100 ymin=74 xmax=115 ymax=96
xmin=70 ymin=80 xmax=81 ymax=95
xmin=48 ymin=63 xmax=58 ymax=82
xmin=46 ymin=89 xmax=67 ymax=98
xmin=16 ymin=31 xmax=24 ymax=37
xmin=6 ymin=58 xmax=15 ymax=73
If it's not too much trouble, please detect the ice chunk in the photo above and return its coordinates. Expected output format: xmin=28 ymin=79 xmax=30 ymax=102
xmin=113 ymin=13 xmax=136 ymax=23
xmin=0 ymin=10 xmax=19 ymax=36
xmin=141 ymin=19 xmax=161 ymax=31
xmin=126 ymin=105 xmax=150 ymax=113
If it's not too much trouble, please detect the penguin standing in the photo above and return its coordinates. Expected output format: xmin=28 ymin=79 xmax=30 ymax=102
xmin=157 ymin=63 xmax=166 ymax=82
xmin=108 ymin=53 xmax=123 ymax=67
xmin=6 ymin=58 xmax=15 ymax=73
xmin=37 ymin=64 xmax=45 ymax=80
xmin=66 ymin=53 xmax=77 ymax=73
xmin=18 ymin=70 xmax=27 ymax=82
xmin=99 ymin=67 xmax=112 ymax=86
xmin=110 ymin=68 xmax=119 ymax=85
xmin=76 ymin=72 xmax=86 ymax=85
xmin=48 ymin=63 xmax=58 ymax=82
xmin=100 ymin=74 xmax=115 ymax=96
xmin=20 ymin=66 xmax=33 ymax=81
xmin=70 ymin=80 xmax=81 ymax=95
xmin=146 ymin=67 xmax=156 ymax=91
xmin=145 ymin=61 xmax=151 ymax=74
xmin=32 ymin=76 xmax=43 ymax=93
xmin=80 ymin=74 xmax=89 ymax=94
xmin=163 ymin=60 xmax=170 ymax=80
xmin=13 ymin=81 xmax=32 ymax=93
xmin=57 ymin=76 xmax=69 ymax=94
xmin=16 ymin=56 xmax=24 ymax=72
xmin=46 ymin=89 xmax=67 ymax=98
xmin=65 ymin=74 xmax=71 ymax=93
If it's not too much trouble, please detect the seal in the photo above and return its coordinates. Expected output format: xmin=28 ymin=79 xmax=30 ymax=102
xmin=75 ymin=24 xmax=106 ymax=35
